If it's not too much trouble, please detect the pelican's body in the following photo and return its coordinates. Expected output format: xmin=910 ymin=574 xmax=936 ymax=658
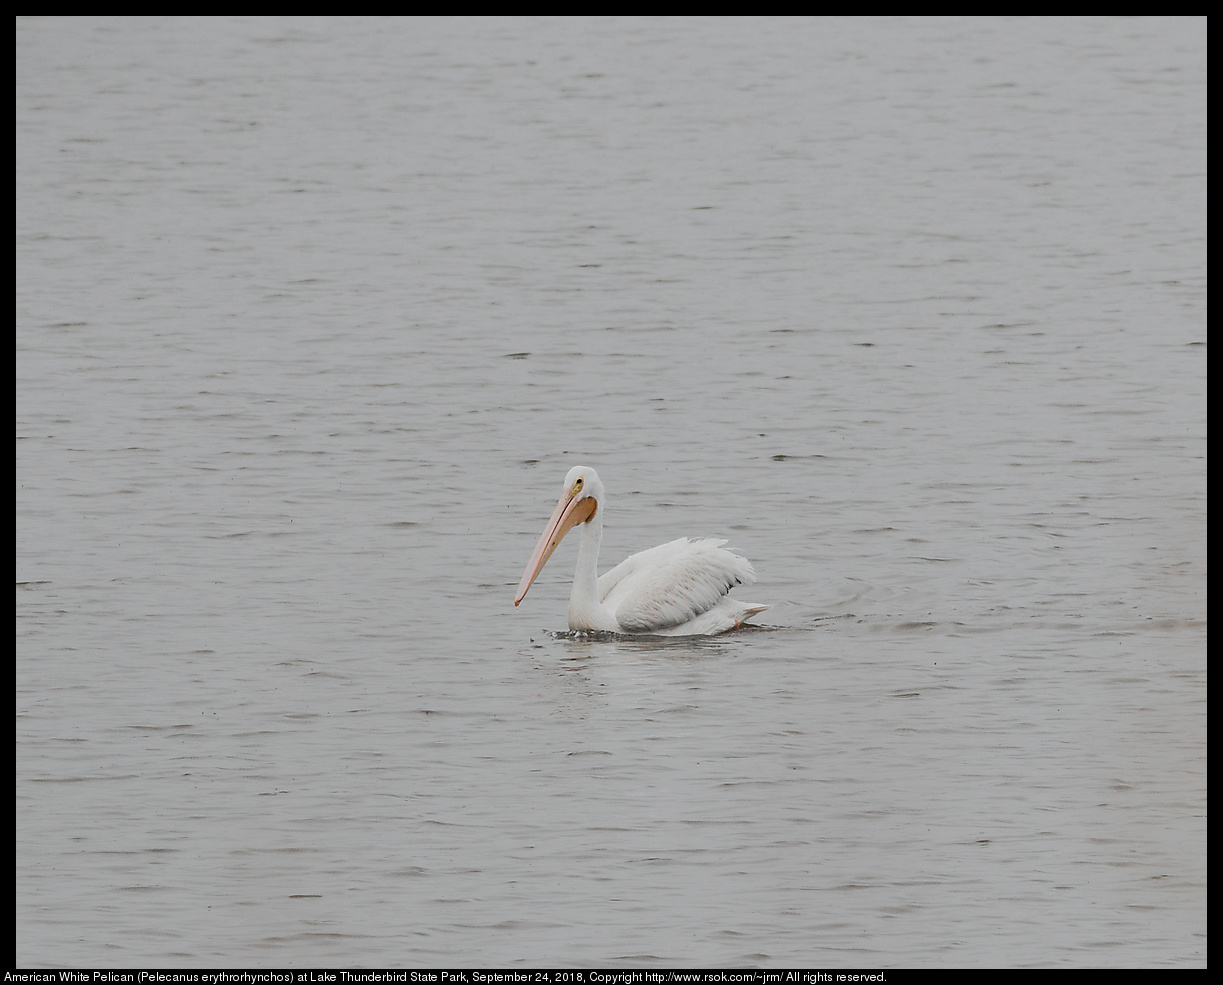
xmin=514 ymin=467 xmax=769 ymax=636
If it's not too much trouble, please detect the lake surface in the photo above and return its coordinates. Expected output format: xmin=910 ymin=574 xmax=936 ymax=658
xmin=15 ymin=16 xmax=1206 ymax=967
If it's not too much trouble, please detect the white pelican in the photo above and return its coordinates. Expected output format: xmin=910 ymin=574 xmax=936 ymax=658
xmin=514 ymin=466 xmax=769 ymax=636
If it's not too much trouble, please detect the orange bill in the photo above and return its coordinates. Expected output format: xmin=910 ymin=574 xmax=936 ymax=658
xmin=514 ymin=491 xmax=597 ymax=605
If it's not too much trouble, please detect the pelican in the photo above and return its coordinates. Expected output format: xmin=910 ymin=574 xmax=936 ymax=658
xmin=514 ymin=466 xmax=769 ymax=636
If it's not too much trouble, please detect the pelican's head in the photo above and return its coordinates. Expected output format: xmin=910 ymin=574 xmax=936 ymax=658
xmin=514 ymin=466 xmax=603 ymax=606
xmin=560 ymin=465 xmax=604 ymax=507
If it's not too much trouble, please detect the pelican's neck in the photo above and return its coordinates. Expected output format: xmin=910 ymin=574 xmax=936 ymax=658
xmin=568 ymin=507 xmax=606 ymax=630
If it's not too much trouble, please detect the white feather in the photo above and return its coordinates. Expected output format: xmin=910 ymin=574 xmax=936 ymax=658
xmin=603 ymin=538 xmax=756 ymax=633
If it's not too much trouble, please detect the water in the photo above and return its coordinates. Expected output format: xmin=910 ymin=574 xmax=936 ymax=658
xmin=15 ymin=16 xmax=1206 ymax=967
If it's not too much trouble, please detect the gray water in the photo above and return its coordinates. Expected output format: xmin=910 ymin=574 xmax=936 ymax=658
xmin=15 ymin=17 xmax=1206 ymax=967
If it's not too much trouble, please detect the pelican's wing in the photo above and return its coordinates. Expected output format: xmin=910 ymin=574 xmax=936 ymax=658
xmin=601 ymin=538 xmax=758 ymax=633
xmin=596 ymin=538 xmax=689 ymax=600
